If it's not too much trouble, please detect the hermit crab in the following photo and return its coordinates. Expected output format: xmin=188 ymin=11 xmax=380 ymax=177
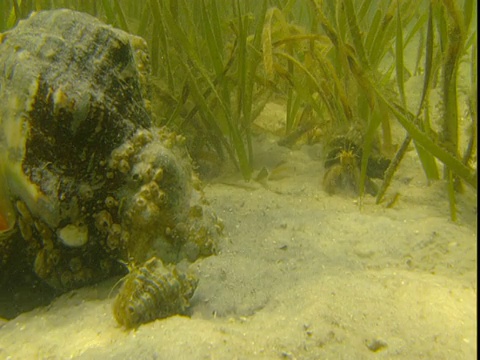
xmin=323 ymin=136 xmax=390 ymax=196
xmin=0 ymin=9 xmax=221 ymax=324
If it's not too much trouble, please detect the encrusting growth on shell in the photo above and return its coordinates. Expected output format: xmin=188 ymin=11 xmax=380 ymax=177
xmin=0 ymin=9 xmax=223 ymax=324
xmin=113 ymin=257 xmax=198 ymax=329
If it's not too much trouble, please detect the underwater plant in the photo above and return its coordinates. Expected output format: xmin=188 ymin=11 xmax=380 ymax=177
xmin=259 ymin=0 xmax=476 ymax=219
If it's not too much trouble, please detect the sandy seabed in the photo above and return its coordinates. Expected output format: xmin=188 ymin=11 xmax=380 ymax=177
xmin=0 ymin=130 xmax=476 ymax=360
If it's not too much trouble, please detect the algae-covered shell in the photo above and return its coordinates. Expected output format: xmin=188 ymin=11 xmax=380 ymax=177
xmin=0 ymin=9 xmax=154 ymax=288
xmin=113 ymin=257 xmax=198 ymax=329
xmin=0 ymin=9 xmax=151 ymax=232
xmin=0 ymin=9 xmax=220 ymax=294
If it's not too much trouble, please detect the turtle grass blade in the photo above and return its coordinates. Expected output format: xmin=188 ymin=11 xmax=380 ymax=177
xmin=359 ymin=103 xmax=382 ymax=200
xmin=275 ymin=51 xmax=342 ymax=124
xmin=201 ymin=0 xmax=223 ymax=77
xmin=364 ymin=8 xmax=382 ymax=61
xmin=234 ymin=0 xmax=253 ymax=177
xmin=367 ymin=3 xmax=396 ymax=67
xmin=6 ymin=0 xmax=20 ymax=29
xmin=441 ymin=0 xmax=463 ymax=157
xmin=404 ymin=12 xmax=428 ymax=47
xmin=112 ymin=0 xmax=129 ymax=32
xmin=395 ymin=1 xmax=406 ymax=107
xmin=136 ymin=5 xmax=151 ymax=36
xmin=183 ymin=66 xmax=241 ymax=171
xmin=463 ymin=0 xmax=474 ymax=31
xmin=439 ymin=0 xmax=465 ymax=220
xmin=412 ymin=3 xmax=439 ymax=181
xmin=357 ymin=0 xmax=374 ymax=24
xmin=101 ymin=0 xmax=117 ymax=27
xmin=376 ymin=91 xmax=477 ymax=189
xmin=262 ymin=7 xmax=278 ymax=79
xmin=376 ymin=135 xmax=412 ymax=204
xmin=149 ymin=0 xmax=173 ymax=83
xmin=286 ymin=90 xmax=302 ymax=134
xmin=0 ymin=0 xmax=10 ymax=31
xmin=413 ymin=141 xmax=440 ymax=182
xmin=156 ymin=0 xmax=252 ymax=178
xmin=344 ymin=0 xmax=369 ymax=68
xmin=462 ymin=38 xmax=477 ymax=166
xmin=240 ymin=0 xmax=268 ymax=172
xmin=416 ymin=3 xmax=434 ymax=119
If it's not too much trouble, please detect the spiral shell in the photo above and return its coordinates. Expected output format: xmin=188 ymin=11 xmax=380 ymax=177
xmin=113 ymin=257 xmax=198 ymax=329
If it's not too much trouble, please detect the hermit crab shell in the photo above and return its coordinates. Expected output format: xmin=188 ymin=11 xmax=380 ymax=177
xmin=113 ymin=257 xmax=199 ymax=329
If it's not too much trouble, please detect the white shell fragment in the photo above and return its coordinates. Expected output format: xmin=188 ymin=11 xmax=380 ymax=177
xmin=57 ymin=224 xmax=88 ymax=247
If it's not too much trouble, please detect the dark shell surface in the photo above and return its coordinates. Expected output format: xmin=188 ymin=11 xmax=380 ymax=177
xmin=0 ymin=9 xmax=150 ymax=229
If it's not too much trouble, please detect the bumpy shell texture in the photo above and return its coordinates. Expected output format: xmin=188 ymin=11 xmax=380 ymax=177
xmin=0 ymin=9 xmax=150 ymax=228
xmin=0 ymin=8 xmax=221 ymax=321
xmin=113 ymin=257 xmax=198 ymax=329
